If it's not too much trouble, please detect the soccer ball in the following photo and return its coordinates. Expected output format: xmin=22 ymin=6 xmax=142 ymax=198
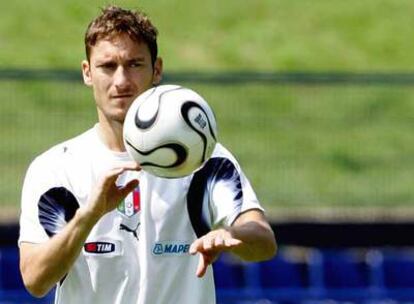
xmin=123 ymin=84 xmax=217 ymax=178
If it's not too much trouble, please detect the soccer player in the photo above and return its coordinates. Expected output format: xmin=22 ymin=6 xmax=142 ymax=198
xmin=19 ymin=5 xmax=276 ymax=304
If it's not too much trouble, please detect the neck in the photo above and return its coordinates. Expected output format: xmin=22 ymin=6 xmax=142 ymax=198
xmin=97 ymin=115 xmax=126 ymax=152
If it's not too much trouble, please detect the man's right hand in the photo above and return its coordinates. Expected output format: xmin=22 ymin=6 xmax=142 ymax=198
xmin=20 ymin=161 xmax=140 ymax=297
xmin=83 ymin=161 xmax=140 ymax=221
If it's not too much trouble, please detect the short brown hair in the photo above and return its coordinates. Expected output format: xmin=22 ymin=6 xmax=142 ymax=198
xmin=84 ymin=5 xmax=158 ymax=65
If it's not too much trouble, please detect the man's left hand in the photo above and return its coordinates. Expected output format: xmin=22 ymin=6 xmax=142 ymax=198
xmin=189 ymin=229 xmax=242 ymax=277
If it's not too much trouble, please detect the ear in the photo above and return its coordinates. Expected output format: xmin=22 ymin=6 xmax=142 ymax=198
xmin=82 ymin=60 xmax=93 ymax=87
xmin=152 ymin=57 xmax=163 ymax=85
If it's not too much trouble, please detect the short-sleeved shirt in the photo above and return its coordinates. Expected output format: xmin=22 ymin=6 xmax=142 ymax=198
xmin=19 ymin=125 xmax=263 ymax=304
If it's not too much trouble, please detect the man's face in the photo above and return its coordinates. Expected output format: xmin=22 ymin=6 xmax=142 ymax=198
xmin=82 ymin=33 xmax=162 ymax=123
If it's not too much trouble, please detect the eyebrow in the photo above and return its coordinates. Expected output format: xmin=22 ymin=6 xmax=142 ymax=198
xmin=95 ymin=56 xmax=147 ymax=65
xmin=127 ymin=57 xmax=146 ymax=63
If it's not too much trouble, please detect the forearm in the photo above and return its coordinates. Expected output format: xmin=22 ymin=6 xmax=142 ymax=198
xmin=20 ymin=207 xmax=98 ymax=297
xmin=227 ymin=209 xmax=277 ymax=261
xmin=228 ymin=219 xmax=277 ymax=261
xmin=189 ymin=210 xmax=276 ymax=277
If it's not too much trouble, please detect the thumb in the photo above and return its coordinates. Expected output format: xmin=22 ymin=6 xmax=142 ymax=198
xmin=119 ymin=179 xmax=139 ymax=199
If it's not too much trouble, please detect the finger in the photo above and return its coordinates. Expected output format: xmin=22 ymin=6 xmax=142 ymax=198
xmin=112 ymin=161 xmax=141 ymax=172
xmin=196 ymin=254 xmax=208 ymax=278
xmin=224 ymin=238 xmax=242 ymax=247
xmin=119 ymin=179 xmax=139 ymax=199
xmin=203 ymin=237 xmax=213 ymax=251
xmin=189 ymin=239 xmax=202 ymax=255
xmin=214 ymin=236 xmax=225 ymax=247
xmin=103 ymin=167 xmax=128 ymax=183
xmin=106 ymin=167 xmax=125 ymax=178
xmin=102 ymin=163 xmax=140 ymax=186
xmin=122 ymin=161 xmax=141 ymax=171
xmin=190 ymin=237 xmax=213 ymax=254
xmin=98 ymin=168 xmax=124 ymax=190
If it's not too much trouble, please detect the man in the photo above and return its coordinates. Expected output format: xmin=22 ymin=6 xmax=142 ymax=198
xmin=19 ymin=5 xmax=276 ymax=304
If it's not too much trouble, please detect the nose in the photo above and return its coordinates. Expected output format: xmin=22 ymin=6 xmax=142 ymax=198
xmin=113 ymin=66 xmax=131 ymax=92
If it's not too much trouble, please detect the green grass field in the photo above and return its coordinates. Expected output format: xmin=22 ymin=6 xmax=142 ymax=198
xmin=2 ymin=80 xmax=414 ymax=216
xmin=2 ymin=1 xmax=414 ymax=71
xmin=2 ymin=1 xmax=414 ymax=218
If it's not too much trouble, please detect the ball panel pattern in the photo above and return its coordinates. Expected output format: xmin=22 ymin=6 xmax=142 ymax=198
xmin=134 ymin=86 xmax=182 ymax=129
xmin=181 ymin=101 xmax=217 ymax=165
xmin=123 ymin=84 xmax=217 ymax=178
xmin=125 ymin=140 xmax=187 ymax=168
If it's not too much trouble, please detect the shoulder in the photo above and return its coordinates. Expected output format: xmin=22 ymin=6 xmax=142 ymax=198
xmin=208 ymin=143 xmax=242 ymax=172
xmin=212 ymin=143 xmax=239 ymax=162
xmin=190 ymin=143 xmax=243 ymax=184
xmin=211 ymin=142 xmax=234 ymax=158
xmin=27 ymin=128 xmax=96 ymax=177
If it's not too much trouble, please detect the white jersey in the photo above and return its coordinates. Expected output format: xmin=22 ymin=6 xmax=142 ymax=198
xmin=19 ymin=125 xmax=263 ymax=304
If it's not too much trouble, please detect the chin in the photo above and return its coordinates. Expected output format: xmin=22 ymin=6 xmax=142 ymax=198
xmin=106 ymin=111 xmax=127 ymax=124
xmin=114 ymin=114 xmax=127 ymax=124
xmin=98 ymin=106 xmax=128 ymax=124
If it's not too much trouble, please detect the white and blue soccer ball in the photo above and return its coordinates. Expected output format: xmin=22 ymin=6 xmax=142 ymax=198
xmin=123 ymin=84 xmax=217 ymax=178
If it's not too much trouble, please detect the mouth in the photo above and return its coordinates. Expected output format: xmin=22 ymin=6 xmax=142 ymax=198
xmin=112 ymin=94 xmax=134 ymax=99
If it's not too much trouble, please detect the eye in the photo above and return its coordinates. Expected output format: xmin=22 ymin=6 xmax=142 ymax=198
xmin=130 ymin=61 xmax=143 ymax=68
xmin=97 ymin=62 xmax=117 ymax=70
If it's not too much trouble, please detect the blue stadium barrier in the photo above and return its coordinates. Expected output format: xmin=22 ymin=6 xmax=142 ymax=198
xmin=4 ymin=245 xmax=414 ymax=303
xmin=383 ymin=249 xmax=414 ymax=288
xmin=322 ymin=249 xmax=369 ymax=289
xmin=213 ymin=254 xmax=245 ymax=289
xmin=258 ymin=251 xmax=308 ymax=289
xmin=0 ymin=246 xmax=54 ymax=304
xmin=215 ymin=247 xmax=414 ymax=303
xmin=382 ymin=249 xmax=414 ymax=301
xmin=0 ymin=246 xmax=25 ymax=291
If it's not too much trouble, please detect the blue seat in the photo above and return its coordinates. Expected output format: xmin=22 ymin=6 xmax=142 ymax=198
xmin=383 ymin=250 xmax=414 ymax=289
xmin=322 ymin=249 xmax=370 ymax=289
xmin=258 ymin=250 xmax=308 ymax=288
xmin=0 ymin=246 xmax=25 ymax=290
xmin=213 ymin=253 xmax=245 ymax=289
xmin=0 ymin=246 xmax=55 ymax=303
